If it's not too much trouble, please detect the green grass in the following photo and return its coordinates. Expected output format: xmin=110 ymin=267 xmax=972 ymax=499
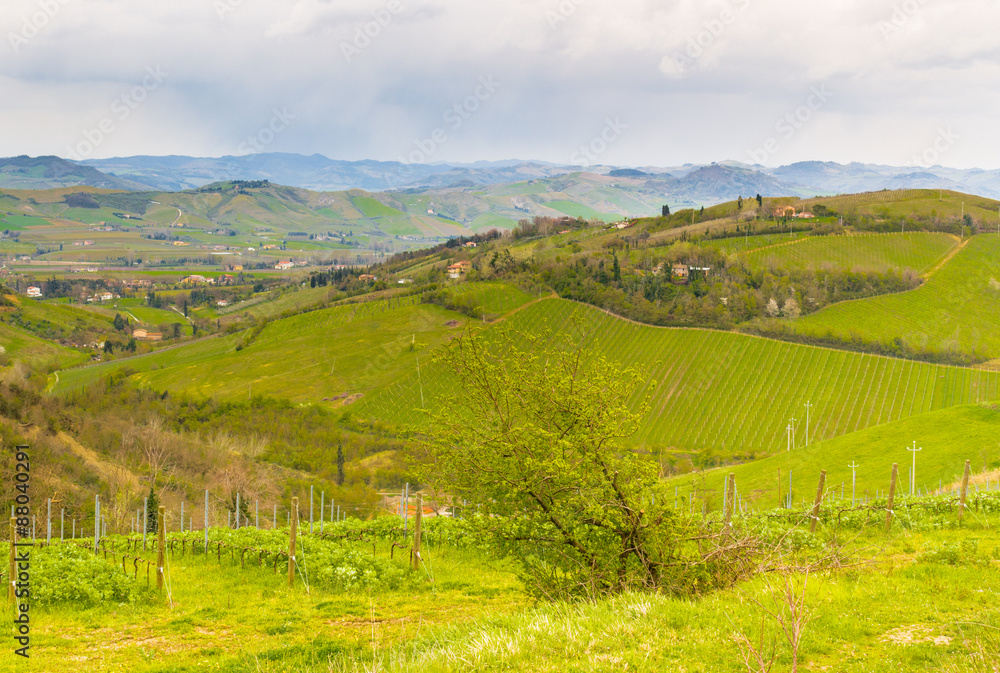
xmin=0 ymin=321 xmax=85 ymax=368
xmin=351 ymin=196 xmax=403 ymax=219
xmin=792 ymin=234 xmax=1000 ymax=359
xmin=442 ymin=282 xmax=536 ymax=317
xmin=357 ymin=298 xmax=1000 ymax=455
xmin=669 ymin=403 xmax=1000 ymax=509
xmin=53 ymin=298 xmax=472 ymax=403
xmin=743 ymin=232 xmax=958 ymax=273
xmin=699 ymin=232 xmax=807 ymax=253
xmin=542 ymin=200 xmax=618 ymax=222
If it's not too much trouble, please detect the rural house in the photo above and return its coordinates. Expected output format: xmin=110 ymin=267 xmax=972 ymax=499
xmin=359 ymin=274 xmax=377 ymax=282
xmin=274 ymin=261 xmax=294 ymax=270
xmin=447 ymin=260 xmax=473 ymax=279
xmin=26 ymin=286 xmax=42 ymax=298
xmin=671 ymin=264 xmax=690 ymax=282
xmin=775 ymin=206 xmax=797 ymax=217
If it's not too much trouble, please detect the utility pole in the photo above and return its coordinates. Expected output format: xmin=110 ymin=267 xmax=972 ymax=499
xmin=848 ymin=461 xmax=859 ymax=507
xmin=803 ymin=402 xmax=812 ymax=447
xmin=907 ymin=441 xmax=922 ymax=495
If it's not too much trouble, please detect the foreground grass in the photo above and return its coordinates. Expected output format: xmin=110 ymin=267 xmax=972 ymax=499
xmin=5 ymin=508 xmax=1000 ymax=671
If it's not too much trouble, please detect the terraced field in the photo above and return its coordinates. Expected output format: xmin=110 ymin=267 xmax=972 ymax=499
xmin=357 ymin=298 xmax=1000 ymax=454
xmin=743 ymin=232 xmax=958 ymax=273
xmin=792 ymin=234 xmax=1000 ymax=359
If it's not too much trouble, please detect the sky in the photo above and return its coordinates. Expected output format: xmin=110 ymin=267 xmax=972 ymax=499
xmin=1 ymin=0 xmax=998 ymax=168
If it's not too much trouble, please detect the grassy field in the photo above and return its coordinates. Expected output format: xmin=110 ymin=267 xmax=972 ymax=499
xmin=791 ymin=234 xmax=1000 ymax=359
xmin=357 ymin=298 xmax=1000 ymax=455
xmin=668 ymin=402 xmax=1000 ymax=510
xmin=52 ymin=298 xmax=473 ymax=403
xmin=743 ymin=232 xmax=958 ymax=274
xmin=7 ymin=498 xmax=1000 ymax=671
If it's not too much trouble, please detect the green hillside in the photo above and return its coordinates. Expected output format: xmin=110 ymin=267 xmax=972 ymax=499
xmin=791 ymin=234 xmax=1000 ymax=359
xmin=670 ymin=402 xmax=1000 ymax=510
xmin=53 ymin=297 xmax=474 ymax=402
xmin=357 ymin=298 xmax=1000 ymax=454
xmin=743 ymin=232 xmax=958 ymax=274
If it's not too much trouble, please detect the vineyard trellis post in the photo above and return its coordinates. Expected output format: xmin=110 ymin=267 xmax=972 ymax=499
xmin=46 ymin=499 xmax=51 ymax=544
xmin=273 ymin=504 xmax=276 ymax=529
xmin=288 ymin=497 xmax=299 ymax=588
xmin=724 ymin=474 xmax=735 ymax=527
xmin=60 ymin=508 xmax=64 ymax=541
xmin=93 ymin=495 xmax=100 ymax=553
xmin=959 ymin=460 xmax=971 ymax=522
xmin=204 ymin=490 xmax=209 ymax=553
xmin=309 ymin=486 xmax=314 ymax=535
xmin=849 ymin=462 xmax=859 ymax=507
xmin=236 ymin=492 xmax=240 ymax=530
xmin=885 ymin=463 xmax=898 ymax=533
xmin=180 ymin=502 xmax=184 ymax=533
xmin=156 ymin=506 xmax=165 ymax=591
xmin=143 ymin=497 xmax=148 ymax=551
xmin=255 ymin=500 xmax=259 ymax=529
xmin=412 ymin=495 xmax=423 ymax=571
xmin=809 ymin=470 xmax=826 ymax=533
xmin=320 ymin=492 xmax=324 ymax=534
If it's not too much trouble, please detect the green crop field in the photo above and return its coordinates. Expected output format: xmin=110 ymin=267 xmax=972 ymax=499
xmin=743 ymin=232 xmax=958 ymax=273
xmin=542 ymin=199 xmax=618 ymax=222
xmin=791 ymin=234 xmax=1000 ymax=359
xmin=441 ymin=281 xmax=536 ymax=317
xmin=699 ymin=232 xmax=808 ymax=253
xmin=52 ymin=297 xmax=474 ymax=403
xmin=358 ymin=298 xmax=1000 ymax=455
xmin=669 ymin=402 xmax=1000 ymax=510
xmin=0 ymin=321 xmax=85 ymax=368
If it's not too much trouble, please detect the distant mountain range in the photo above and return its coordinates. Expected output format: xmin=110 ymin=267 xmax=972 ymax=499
xmin=3 ymin=153 xmax=1000 ymax=209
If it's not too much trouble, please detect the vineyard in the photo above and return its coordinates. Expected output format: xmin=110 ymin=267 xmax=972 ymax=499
xmin=356 ymin=298 xmax=1000 ymax=457
xmin=800 ymin=188 xmax=1000 ymax=222
xmin=53 ymin=295 xmax=470 ymax=402
xmin=742 ymin=231 xmax=958 ymax=274
xmin=792 ymin=233 xmax=1000 ymax=360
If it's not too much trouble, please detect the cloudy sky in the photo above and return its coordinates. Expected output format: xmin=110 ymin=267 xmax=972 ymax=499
xmin=1 ymin=0 xmax=997 ymax=167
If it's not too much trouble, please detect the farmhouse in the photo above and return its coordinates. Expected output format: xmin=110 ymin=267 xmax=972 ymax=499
xmin=775 ymin=206 xmax=797 ymax=217
xmin=464 ymin=242 xmax=477 ymax=248
xmin=671 ymin=264 xmax=689 ymax=281
xmin=26 ymin=286 xmax=42 ymax=298
xmin=795 ymin=211 xmax=816 ymax=219
xmin=274 ymin=261 xmax=294 ymax=270
xmin=447 ymin=260 xmax=473 ymax=279
xmin=183 ymin=275 xmax=209 ymax=284
xmin=132 ymin=329 xmax=162 ymax=341
xmin=358 ymin=274 xmax=377 ymax=282
xmin=216 ymin=300 xmax=229 ymax=307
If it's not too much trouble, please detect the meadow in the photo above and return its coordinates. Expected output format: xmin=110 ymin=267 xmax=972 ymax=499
xmin=791 ymin=234 xmax=1000 ymax=360
xmin=6 ymin=495 xmax=1000 ymax=672
xmin=743 ymin=232 xmax=958 ymax=274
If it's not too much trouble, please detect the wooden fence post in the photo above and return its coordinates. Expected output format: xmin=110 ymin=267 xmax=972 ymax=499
xmin=959 ymin=460 xmax=971 ymax=522
xmin=809 ymin=470 xmax=826 ymax=533
xmin=156 ymin=506 xmax=165 ymax=591
xmin=724 ymin=474 xmax=735 ymax=527
xmin=412 ymin=496 xmax=423 ymax=571
xmin=288 ymin=497 xmax=298 ymax=588
xmin=885 ymin=463 xmax=898 ymax=533
xmin=8 ymin=518 xmax=15 ymax=605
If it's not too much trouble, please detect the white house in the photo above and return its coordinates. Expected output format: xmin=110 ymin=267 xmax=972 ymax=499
xmin=26 ymin=286 xmax=42 ymax=298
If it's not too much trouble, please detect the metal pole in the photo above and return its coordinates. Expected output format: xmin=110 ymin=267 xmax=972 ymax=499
xmin=273 ymin=504 xmax=277 ymax=529
xmin=309 ymin=485 xmax=314 ymax=535
xmin=804 ymin=401 xmax=812 ymax=447
xmin=204 ymin=490 xmax=209 ymax=553
xmin=61 ymin=508 xmax=64 ymax=541
xmin=47 ymin=498 xmax=51 ymax=544
xmin=320 ymin=491 xmax=325 ymax=534
xmin=143 ymin=497 xmax=148 ymax=551
xmin=93 ymin=495 xmax=100 ymax=552
xmin=849 ymin=461 xmax=859 ymax=507
xmin=255 ymin=500 xmax=259 ymax=528
xmin=236 ymin=492 xmax=240 ymax=529
xmin=180 ymin=501 xmax=184 ymax=533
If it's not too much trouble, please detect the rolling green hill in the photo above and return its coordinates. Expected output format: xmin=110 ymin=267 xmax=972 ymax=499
xmin=669 ymin=402 xmax=1000 ymax=510
xmin=790 ymin=234 xmax=1000 ymax=360
xmin=356 ymin=297 xmax=1000 ymax=454
xmin=743 ymin=232 xmax=958 ymax=274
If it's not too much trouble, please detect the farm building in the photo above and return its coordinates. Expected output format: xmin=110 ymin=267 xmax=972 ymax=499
xmin=26 ymin=286 xmax=42 ymax=298
xmin=775 ymin=206 xmax=797 ymax=217
xmin=795 ymin=211 xmax=816 ymax=219
xmin=274 ymin=261 xmax=294 ymax=270
xmin=182 ymin=275 xmax=209 ymax=284
xmin=671 ymin=264 xmax=690 ymax=281
xmin=464 ymin=242 xmax=477 ymax=248
xmin=133 ymin=329 xmax=162 ymax=341
xmin=358 ymin=274 xmax=377 ymax=282
xmin=447 ymin=260 xmax=473 ymax=279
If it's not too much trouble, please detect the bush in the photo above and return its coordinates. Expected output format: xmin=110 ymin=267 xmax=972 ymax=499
xmin=31 ymin=543 xmax=146 ymax=607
